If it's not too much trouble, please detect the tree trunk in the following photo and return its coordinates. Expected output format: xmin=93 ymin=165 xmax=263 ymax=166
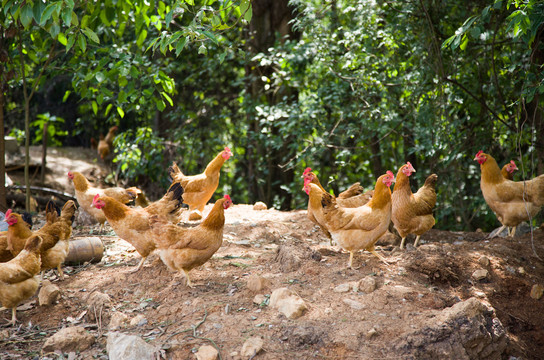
xmin=245 ymin=0 xmax=299 ymax=209
xmin=370 ymin=135 xmax=384 ymax=178
xmin=41 ymin=122 xmax=48 ymax=184
xmin=0 ymin=82 xmax=6 ymax=211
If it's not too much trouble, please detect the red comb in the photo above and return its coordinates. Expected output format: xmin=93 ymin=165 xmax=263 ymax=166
xmin=303 ymin=167 xmax=312 ymax=176
xmin=224 ymin=194 xmax=231 ymax=201
xmin=510 ymin=160 xmax=516 ymax=166
xmin=93 ymin=194 xmax=100 ymax=203
xmin=5 ymin=209 xmax=12 ymax=218
xmin=386 ymin=170 xmax=394 ymax=178
xmin=475 ymin=150 xmax=483 ymax=157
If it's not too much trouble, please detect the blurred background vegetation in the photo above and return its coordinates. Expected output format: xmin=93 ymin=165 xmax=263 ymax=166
xmin=1 ymin=0 xmax=543 ymax=231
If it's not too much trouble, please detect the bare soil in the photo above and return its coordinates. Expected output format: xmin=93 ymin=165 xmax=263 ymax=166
xmin=2 ymin=147 xmax=544 ymax=359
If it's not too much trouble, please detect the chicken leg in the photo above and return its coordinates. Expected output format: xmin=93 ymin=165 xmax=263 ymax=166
xmin=367 ymin=245 xmax=390 ymax=265
xmin=508 ymin=226 xmax=517 ymax=237
xmin=129 ymin=257 xmax=147 ymax=273
xmin=399 ymin=237 xmax=407 ymax=250
xmin=413 ymin=235 xmax=422 ymax=247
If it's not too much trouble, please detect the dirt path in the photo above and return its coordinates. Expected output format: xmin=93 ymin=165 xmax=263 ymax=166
xmin=2 ymin=147 xmax=543 ymax=359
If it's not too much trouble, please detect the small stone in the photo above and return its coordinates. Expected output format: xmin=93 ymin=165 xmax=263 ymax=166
xmin=334 ymin=283 xmax=352 ymax=293
xmin=253 ymin=202 xmax=267 ymax=210
xmin=478 ymin=256 xmax=490 ymax=267
xmin=0 ymin=329 xmax=9 ymax=340
xmin=518 ymin=267 xmax=526 ymax=275
xmin=269 ymin=288 xmax=308 ymax=319
xmin=107 ymin=332 xmax=157 ymax=360
xmin=472 ymin=269 xmax=489 ymax=281
xmin=247 ymin=275 xmax=268 ymax=292
xmin=342 ymin=298 xmax=365 ymax=310
xmin=530 ymin=284 xmax=544 ymax=300
xmin=39 ymin=281 xmax=61 ymax=306
xmin=324 ymin=307 xmax=333 ymax=315
xmin=130 ymin=314 xmax=147 ymax=327
xmin=241 ymin=337 xmax=263 ymax=358
xmin=109 ymin=312 xmax=129 ymax=330
xmin=359 ymin=276 xmax=377 ymax=293
xmin=195 ymin=345 xmax=218 ymax=360
xmin=253 ymin=294 xmax=266 ymax=305
xmin=366 ymin=328 xmax=378 ymax=338
xmin=42 ymin=326 xmax=95 ymax=353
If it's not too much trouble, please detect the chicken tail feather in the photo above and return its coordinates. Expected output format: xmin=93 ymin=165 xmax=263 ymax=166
xmin=168 ymin=162 xmax=184 ymax=181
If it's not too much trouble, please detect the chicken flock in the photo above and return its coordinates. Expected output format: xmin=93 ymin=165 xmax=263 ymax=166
xmin=1 ymin=141 xmax=543 ymax=326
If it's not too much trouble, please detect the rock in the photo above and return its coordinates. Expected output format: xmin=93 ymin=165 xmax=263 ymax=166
xmin=253 ymin=294 xmax=266 ymax=305
xmin=342 ymin=298 xmax=365 ymax=310
xmin=478 ymin=256 xmax=490 ymax=267
xmin=333 ymin=283 xmax=352 ymax=293
xmin=109 ymin=312 xmax=129 ymax=330
xmin=42 ymin=326 xmax=95 ymax=353
xmin=275 ymin=244 xmax=321 ymax=272
xmin=366 ymin=328 xmax=378 ymax=339
xmin=472 ymin=269 xmax=489 ymax=281
xmin=38 ymin=280 xmax=60 ymax=306
xmin=86 ymin=291 xmax=111 ymax=322
xmin=195 ymin=345 xmax=219 ymax=360
xmin=130 ymin=314 xmax=147 ymax=327
xmin=240 ymin=337 xmax=263 ymax=358
xmin=393 ymin=297 xmax=507 ymax=359
xmin=107 ymin=332 xmax=158 ymax=360
xmin=359 ymin=276 xmax=377 ymax=293
xmin=247 ymin=275 xmax=269 ymax=292
xmin=269 ymin=288 xmax=308 ymax=319
xmin=530 ymin=284 xmax=544 ymax=300
xmin=253 ymin=202 xmax=267 ymax=210
xmin=0 ymin=329 xmax=10 ymax=340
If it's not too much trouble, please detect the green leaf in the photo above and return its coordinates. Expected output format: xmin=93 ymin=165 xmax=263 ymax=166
xmin=161 ymin=91 xmax=173 ymax=106
xmin=66 ymin=33 xmax=76 ymax=52
xmin=175 ymin=37 xmax=188 ymax=56
xmin=61 ymin=7 xmax=72 ymax=26
xmin=117 ymin=106 xmax=125 ymax=118
xmin=186 ymin=0 xmax=194 ymax=5
xmin=82 ymin=27 xmax=100 ymax=44
xmin=165 ymin=10 xmax=173 ymax=29
xmin=78 ymin=33 xmax=87 ymax=52
xmin=137 ymin=29 xmax=147 ymax=47
xmin=198 ymin=44 xmax=207 ymax=55
xmin=20 ymin=3 xmax=33 ymax=28
xmin=95 ymin=72 xmax=105 ymax=82
xmin=92 ymin=101 xmax=98 ymax=115
xmin=58 ymin=32 xmax=67 ymax=46
xmin=219 ymin=51 xmax=227 ymax=64
xmin=49 ymin=23 xmax=60 ymax=39
xmin=32 ymin=1 xmax=45 ymax=24
xmin=459 ymin=34 xmax=468 ymax=50
xmin=71 ymin=11 xmax=78 ymax=26
xmin=105 ymin=103 xmax=113 ymax=116
xmin=240 ymin=0 xmax=251 ymax=22
xmin=62 ymin=90 xmax=71 ymax=102
xmin=202 ymin=30 xmax=219 ymax=45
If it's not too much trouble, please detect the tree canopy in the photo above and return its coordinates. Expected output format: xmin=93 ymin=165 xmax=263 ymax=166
xmin=2 ymin=0 xmax=543 ymax=231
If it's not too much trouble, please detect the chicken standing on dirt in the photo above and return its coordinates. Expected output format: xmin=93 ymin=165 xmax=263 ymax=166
xmin=5 ymin=201 xmax=75 ymax=279
xmin=474 ymin=151 xmax=544 ymax=237
xmin=37 ymin=200 xmax=76 ymax=279
xmin=391 ymin=162 xmax=438 ymax=250
xmin=0 ymin=235 xmax=42 ymax=326
xmin=501 ymin=160 xmax=518 ymax=181
xmin=308 ymin=171 xmax=395 ymax=269
xmin=91 ymin=182 xmax=184 ymax=272
xmin=0 ymin=214 xmax=32 ymax=262
xmin=169 ymin=147 xmax=233 ymax=221
xmin=97 ymin=125 xmax=118 ymax=160
xmin=149 ymin=195 xmax=233 ymax=287
xmin=303 ymin=168 xmax=373 ymax=245
xmin=68 ymin=171 xmax=143 ymax=232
